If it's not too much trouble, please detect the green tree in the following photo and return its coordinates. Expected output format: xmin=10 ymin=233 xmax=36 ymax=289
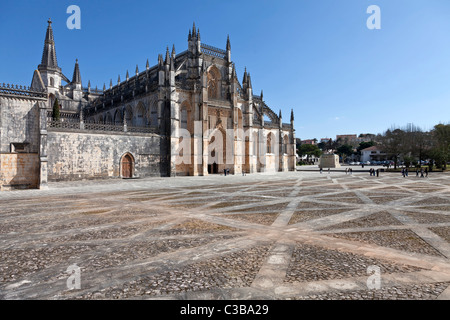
xmin=336 ymin=144 xmax=354 ymax=163
xmin=297 ymin=144 xmax=322 ymax=163
xmin=430 ymin=124 xmax=450 ymax=169
xmin=380 ymin=128 xmax=406 ymax=169
xmin=52 ymin=98 xmax=60 ymax=121
xmin=357 ymin=141 xmax=375 ymax=154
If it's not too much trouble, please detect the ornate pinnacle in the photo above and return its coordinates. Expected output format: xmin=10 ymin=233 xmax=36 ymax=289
xmin=165 ymin=47 xmax=170 ymax=65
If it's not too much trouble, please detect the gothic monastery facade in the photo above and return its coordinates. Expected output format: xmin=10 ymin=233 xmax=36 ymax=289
xmin=0 ymin=20 xmax=296 ymax=190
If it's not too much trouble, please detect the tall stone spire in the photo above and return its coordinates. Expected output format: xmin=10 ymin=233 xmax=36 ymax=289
xmin=172 ymin=44 xmax=176 ymax=59
xmin=226 ymin=35 xmax=231 ymax=62
xmin=39 ymin=18 xmax=60 ymax=70
xmin=243 ymin=68 xmax=248 ymax=86
xmin=165 ymin=46 xmax=170 ymax=65
xmin=71 ymin=59 xmax=81 ymax=84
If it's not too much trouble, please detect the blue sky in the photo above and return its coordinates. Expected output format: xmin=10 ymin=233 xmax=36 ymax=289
xmin=1 ymin=0 xmax=450 ymax=140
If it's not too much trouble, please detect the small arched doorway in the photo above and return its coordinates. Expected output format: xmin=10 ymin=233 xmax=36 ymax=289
xmin=121 ymin=153 xmax=134 ymax=179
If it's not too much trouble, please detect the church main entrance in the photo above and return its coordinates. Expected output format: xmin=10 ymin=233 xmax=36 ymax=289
xmin=208 ymin=162 xmax=218 ymax=174
xmin=121 ymin=154 xmax=133 ymax=178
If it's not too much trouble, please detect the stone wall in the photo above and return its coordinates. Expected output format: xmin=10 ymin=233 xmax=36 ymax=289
xmin=47 ymin=130 xmax=167 ymax=181
xmin=0 ymin=153 xmax=40 ymax=190
xmin=0 ymin=98 xmax=40 ymax=153
xmin=319 ymin=154 xmax=341 ymax=168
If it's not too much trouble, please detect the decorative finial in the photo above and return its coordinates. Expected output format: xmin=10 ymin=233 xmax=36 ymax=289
xmin=47 ymin=18 xmax=52 ymax=25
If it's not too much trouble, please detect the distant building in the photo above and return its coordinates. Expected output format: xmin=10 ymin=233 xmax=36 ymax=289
xmin=300 ymin=139 xmax=316 ymax=145
xmin=320 ymin=138 xmax=332 ymax=144
xmin=336 ymin=134 xmax=358 ymax=143
xmin=358 ymin=134 xmax=376 ymax=142
xmin=360 ymin=146 xmax=386 ymax=162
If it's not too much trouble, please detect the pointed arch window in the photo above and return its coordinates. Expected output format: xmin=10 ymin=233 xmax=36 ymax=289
xmin=207 ymin=66 xmax=221 ymax=99
xmin=180 ymin=107 xmax=188 ymax=130
xmin=267 ymin=133 xmax=273 ymax=154
xmin=149 ymin=104 xmax=158 ymax=127
xmin=283 ymin=135 xmax=289 ymax=155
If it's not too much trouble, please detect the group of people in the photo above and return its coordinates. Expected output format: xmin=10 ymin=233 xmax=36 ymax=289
xmin=401 ymin=167 xmax=428 ymax=178
xmin=344 ymin=168 xmax=353 ymax=174
xmin=369 ymin=168 xmax=380 ymax=177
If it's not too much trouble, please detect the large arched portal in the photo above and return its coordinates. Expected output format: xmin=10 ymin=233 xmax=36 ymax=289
xmin=207 ymin=128 xmax=228 ymax=174
xmin=121 ymin=153 xmax=134 ymax=179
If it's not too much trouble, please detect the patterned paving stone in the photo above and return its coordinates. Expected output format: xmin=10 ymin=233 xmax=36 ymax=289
xmin=429 ymin=227 xmax=450 ymax=243
xmin=222 ymin=213 xmax=280 ymax=226
xmin=328 ymin=229 xmax=445 ymax=257
xmin=73 ymin=244 xmax=272 ymax=299
xmin=1 ymin=170 xmax=449 ymax=300
xmin=288 ymin=209 xmax=351 ymax=225
xmin=285 ymin=243 xmax=422 ymax=283
xmin=289 ymin=282 xmax=450 ymax=300
xmin=319 ymin=211 xmax=403 ymax=231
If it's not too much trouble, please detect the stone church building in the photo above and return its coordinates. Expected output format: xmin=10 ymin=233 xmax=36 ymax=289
xmin=0 ymin=20 xmax=296 ymax=190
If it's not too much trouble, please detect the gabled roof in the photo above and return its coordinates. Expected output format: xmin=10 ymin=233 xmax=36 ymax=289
xmin=361 ymin=146 xmax=381 ymax=152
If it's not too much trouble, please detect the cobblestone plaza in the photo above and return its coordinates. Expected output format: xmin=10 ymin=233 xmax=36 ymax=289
xmin=1 ymin=170 xmax=450 ymax=300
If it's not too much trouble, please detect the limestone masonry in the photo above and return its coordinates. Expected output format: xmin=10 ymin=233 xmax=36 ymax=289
xmin=0 ymin=20 xmax=295 ymax=190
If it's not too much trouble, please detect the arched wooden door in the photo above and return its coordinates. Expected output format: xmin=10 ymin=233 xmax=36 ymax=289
xmin=121 ymin=154 xmax=133 ymax=178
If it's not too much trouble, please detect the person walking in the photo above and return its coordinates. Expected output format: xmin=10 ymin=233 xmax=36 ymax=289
xmin=320 ymin=166 xmax=323 ymax=174
xmin=425 ymin=167 xmax=428 ymax=177
xmin=376 ymin=169 xmax=380 ymax=177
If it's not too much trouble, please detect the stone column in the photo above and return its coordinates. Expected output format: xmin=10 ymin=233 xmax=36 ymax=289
xmin=38 ymin=102 xmax=48 ymax=190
